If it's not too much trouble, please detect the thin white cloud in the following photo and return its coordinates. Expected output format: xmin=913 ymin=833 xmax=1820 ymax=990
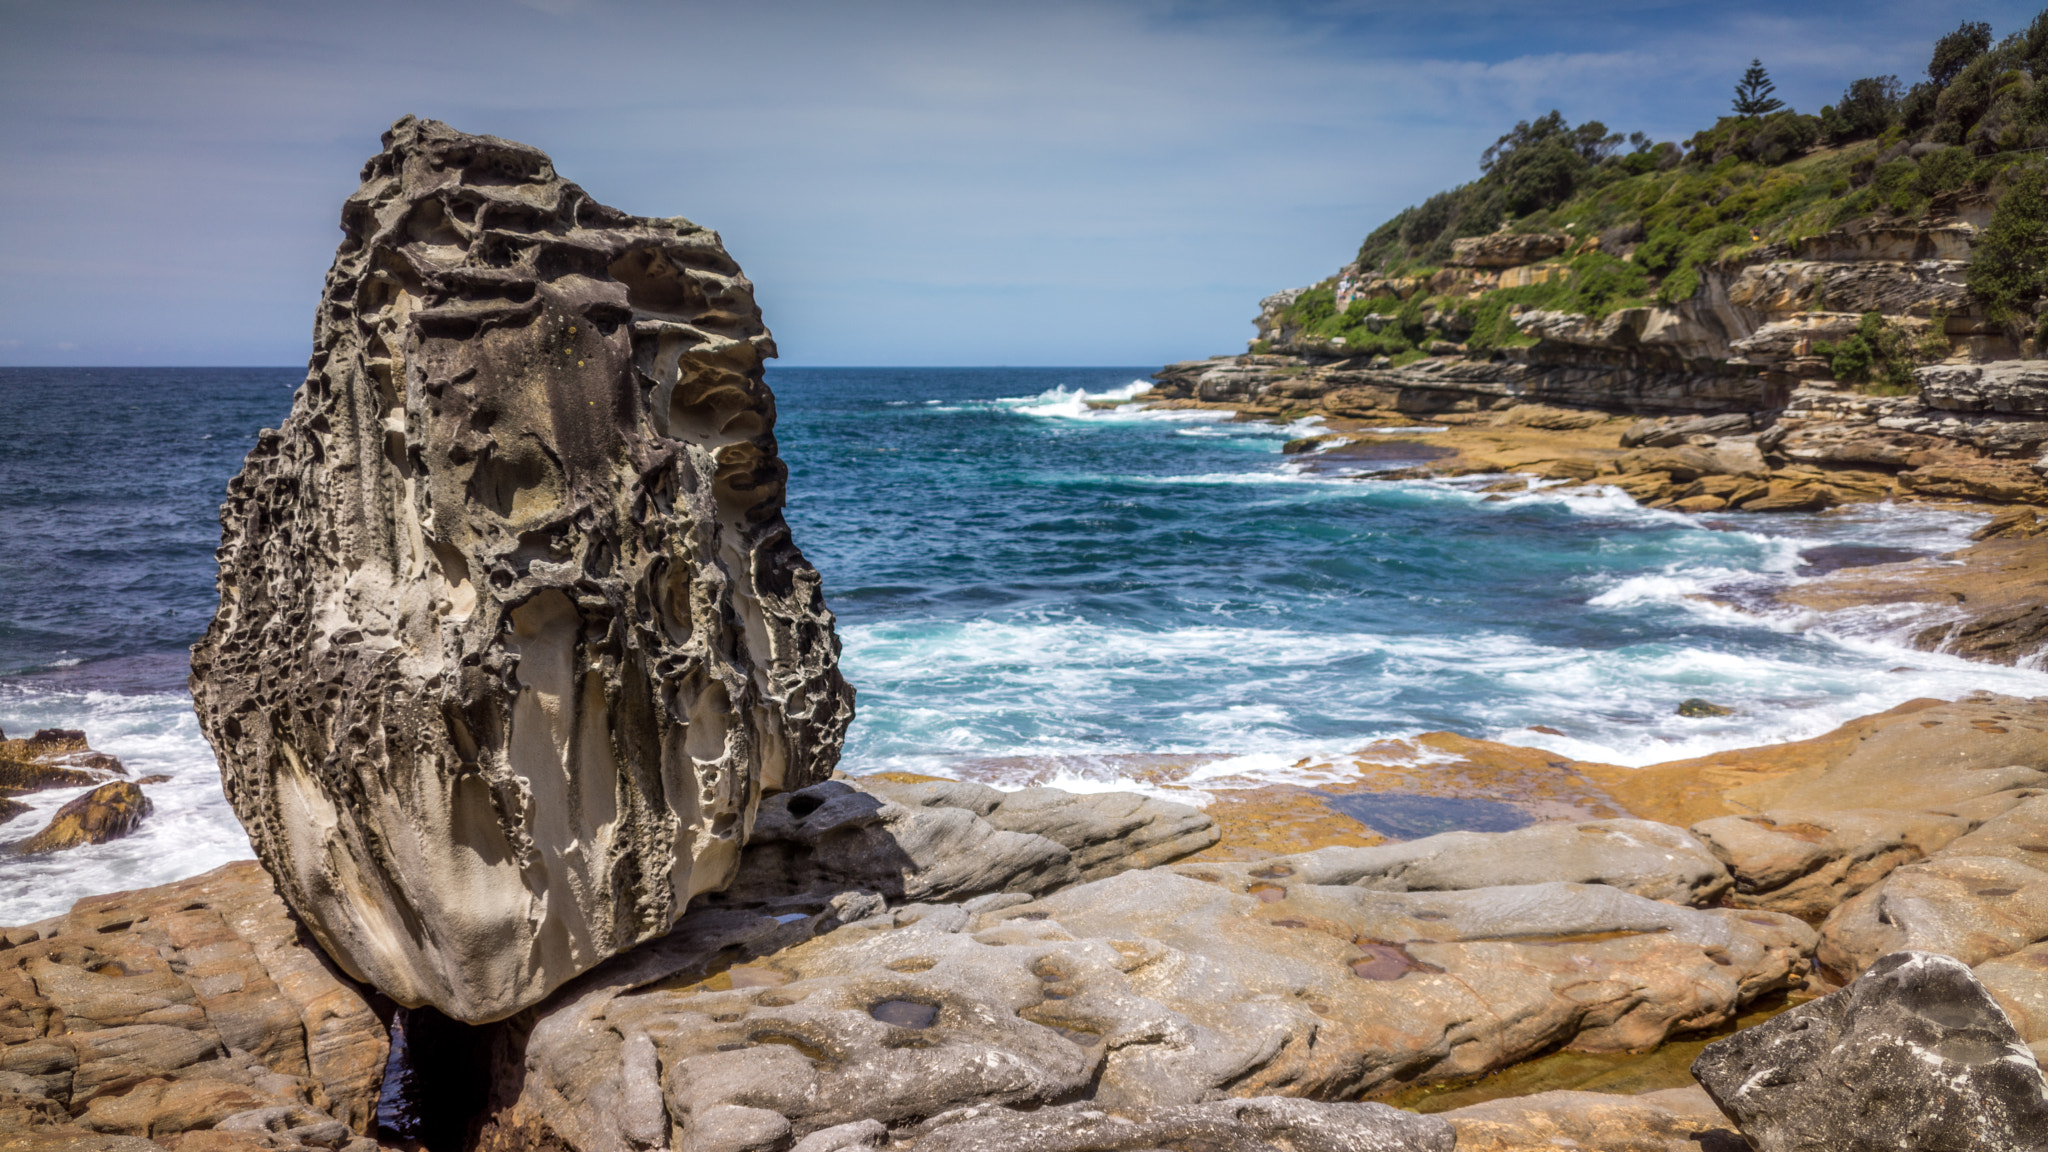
xmin=1 ymin=0 xmax=2042 ymax=365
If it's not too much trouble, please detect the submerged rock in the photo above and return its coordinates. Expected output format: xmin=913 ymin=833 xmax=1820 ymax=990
xmin=188 ymin=118 xmax=855 ymax=1023
xmin=10 ymin=782 xmax=152 ymax=854
xmin=1692 ymin=950 xmax=2048 ymax=1152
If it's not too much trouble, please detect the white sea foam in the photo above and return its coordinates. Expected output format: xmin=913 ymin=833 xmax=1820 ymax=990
xmin=996 ymin=381 xmax=1157 ymax=420
xmin=0 ymin=685 xmax=250 ymax=923
xmin=838 ymin=567 xmax=2048 ymax=787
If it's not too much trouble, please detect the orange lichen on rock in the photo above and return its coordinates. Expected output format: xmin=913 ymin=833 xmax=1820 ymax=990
xmin=1182 ymin=786 xmax=1388 ymax=862
xmin=1317 ymin=732 xmax=1629 ymax=819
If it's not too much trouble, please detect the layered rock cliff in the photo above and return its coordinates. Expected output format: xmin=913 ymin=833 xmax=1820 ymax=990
xmin=189 ymin=117 xmax=855 ymax=1024
xmin=1170 ymin=213 xmax=2003 ymax=420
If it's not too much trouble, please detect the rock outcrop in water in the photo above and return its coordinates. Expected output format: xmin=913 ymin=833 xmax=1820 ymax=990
xmin=10 ymin=782 xmax=152 ymax=855
xmin=188 ymin=117 xmax=855 ymax=1024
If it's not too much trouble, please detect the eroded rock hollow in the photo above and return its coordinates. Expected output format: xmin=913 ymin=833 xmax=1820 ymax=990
xmin=190 ymin=116 xmax=855 ymax=1023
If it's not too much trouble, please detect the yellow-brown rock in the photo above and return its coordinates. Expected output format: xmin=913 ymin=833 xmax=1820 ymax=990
xmin=0 ymin=862 xmax=387 ymax=1142
xmin=1436 ymin=1086 xmax=1740 ymax=1152
xmin=12 ymin=783 xmax=151 ymax=855
xmin=0 ymin=732 xmax=125 ymax=800
xmin=1577 ymin=695 xmax=2048 ymax=827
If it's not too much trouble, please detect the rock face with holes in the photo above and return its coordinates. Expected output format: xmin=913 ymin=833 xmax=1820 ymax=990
xmin=1692 ymin=951 xmax=2048 ymax=1152
xmin=188 ymin=117 xmax=855 ymax=1024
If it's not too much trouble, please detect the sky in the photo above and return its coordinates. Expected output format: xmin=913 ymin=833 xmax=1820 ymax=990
xmin=2 ymin=1 xmax=2042 ymax=367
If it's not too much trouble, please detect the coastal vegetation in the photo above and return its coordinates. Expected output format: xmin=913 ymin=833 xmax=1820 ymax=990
xmin=1263 ymin=11 xmax=2048 ymax=368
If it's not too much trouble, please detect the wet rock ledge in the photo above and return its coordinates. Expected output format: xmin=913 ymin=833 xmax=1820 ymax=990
xmin=0 ymin=730 xmax=154 ymax=855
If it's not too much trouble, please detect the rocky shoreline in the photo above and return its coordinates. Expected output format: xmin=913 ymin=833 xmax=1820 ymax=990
xmin=7 ymin=117 xmax=2048 ymax=1152
xmin=9 ymin=694 xmax=2048 ymax=1150
xmin=1132 ymin=364 xmax=2048 ymax=666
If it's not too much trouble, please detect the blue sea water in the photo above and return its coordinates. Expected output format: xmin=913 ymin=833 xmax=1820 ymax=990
xmin=4 ymin=365 xmax=2046 ymax=920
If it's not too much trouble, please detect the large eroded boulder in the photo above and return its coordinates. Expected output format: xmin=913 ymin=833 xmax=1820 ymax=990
xmin=188 ymin=117 xmax=855 ymax=1023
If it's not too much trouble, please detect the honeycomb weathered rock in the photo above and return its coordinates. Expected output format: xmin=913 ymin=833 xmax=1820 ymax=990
xmin=189 ymin=116 xmax=854 ymax=1023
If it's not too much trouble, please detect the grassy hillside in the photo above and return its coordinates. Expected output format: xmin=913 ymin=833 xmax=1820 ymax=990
xmin=1265 ymin=11 xmax=2048 ymax=365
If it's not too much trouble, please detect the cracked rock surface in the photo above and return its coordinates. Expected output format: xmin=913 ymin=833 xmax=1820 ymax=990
xmin=0 ymin=862 xmax=388 ymax=1149
xmin=904 ymin=1097 xmax=1453 ymax=1151
xmin=486 ymin=856 xmax=1807 ymax=1152
xmin=188 ymin=118 xmax=854 ymax=1023
xmin=1171 ymin=818 xmax=1732 ymax=906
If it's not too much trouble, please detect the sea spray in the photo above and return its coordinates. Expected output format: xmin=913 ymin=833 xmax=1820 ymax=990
xmin=6 ymin=366 xmax=2046 ymax=919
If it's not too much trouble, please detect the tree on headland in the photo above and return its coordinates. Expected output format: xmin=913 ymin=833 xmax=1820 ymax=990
xmin=1967 ymin=164 xmax=2048 ymax=339
xmin=1480 ymin=111 xmax=1623 ymax=215
xmin=1822 ymin=75 xmax=1902 ymax=142
xmin=1929 ymin=19 xmax=1992 ymax=87
xmin=1732 ymin=60 xmax=1786 ymax=119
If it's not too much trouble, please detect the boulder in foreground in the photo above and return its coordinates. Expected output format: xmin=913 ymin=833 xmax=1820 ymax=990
xmin=188 ymin=117 xmax=855 ymax=1023
xmin=1692 ymin=950 xmax=2048 ymax=1152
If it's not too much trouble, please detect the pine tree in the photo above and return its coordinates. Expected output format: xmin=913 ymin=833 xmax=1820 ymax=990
xmin=1732 ymin=59 xmax=1786 ymax=119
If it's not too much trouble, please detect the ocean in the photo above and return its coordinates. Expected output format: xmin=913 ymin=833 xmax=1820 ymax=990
xmin=4 ymin=365 xmax=2045 ymax=922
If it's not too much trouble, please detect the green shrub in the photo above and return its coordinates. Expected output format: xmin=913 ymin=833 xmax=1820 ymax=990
xmin=1634 ymin=227 xmax=1687 ymax=276
xmin=1657 ymin=264 xmax=1701 ymax=304
xmin=1687 ymin=112 xmax=1821 ymax=166
xmin=1291 ymin=285 xmax=1337 ymax=326
xmin=1814 ymin=312 xmax=1925 ymax=393
xmin=1563 ymin=251 xmax=1652 ymax=314
xmin=1911 ymin=146 xmax=1977 ymax=196
xmin=1967 ymin=164 xmax=2048 ymax=333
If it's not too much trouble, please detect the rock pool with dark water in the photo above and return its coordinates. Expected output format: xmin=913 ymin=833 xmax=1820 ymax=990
xmin=3 ymin=365 xmax=2045 ymax=920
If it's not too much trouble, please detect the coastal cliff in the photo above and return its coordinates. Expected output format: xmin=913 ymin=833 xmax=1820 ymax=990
xmin=1147 ymin=19 xmax=2048 ymax=671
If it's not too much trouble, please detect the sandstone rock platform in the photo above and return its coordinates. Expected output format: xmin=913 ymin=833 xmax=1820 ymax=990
xmin=0 ymin=862 xmax=387 ymax=1151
